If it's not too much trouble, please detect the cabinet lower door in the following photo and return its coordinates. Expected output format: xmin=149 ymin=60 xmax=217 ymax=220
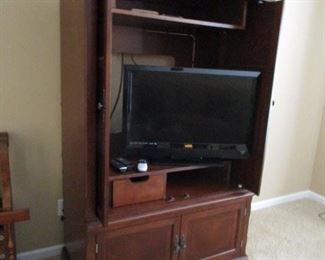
xmin=179 ymin=202 xmax=246 ymax=260
xmin=104 ymin=217 xmax=180 ymax=260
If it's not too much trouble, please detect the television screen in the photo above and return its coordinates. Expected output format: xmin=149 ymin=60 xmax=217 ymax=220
xmin=122 ymin=65 xmax=260 ymax=161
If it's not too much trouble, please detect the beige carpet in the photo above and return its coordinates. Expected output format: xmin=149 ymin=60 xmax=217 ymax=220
xmin=247 ymin=199 xmax=325 ymax=260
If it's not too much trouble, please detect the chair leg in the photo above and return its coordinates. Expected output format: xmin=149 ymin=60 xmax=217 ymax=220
xmin=4 ymin=224 xmax=16 ymax=260
xmin=0 ymin=225 xmax=5 ymax=259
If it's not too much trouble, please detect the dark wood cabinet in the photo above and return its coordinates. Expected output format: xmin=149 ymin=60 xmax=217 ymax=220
xmin=102 ymin=196 xmax=250 ymax=260
xmin=179 ymin=202 xmax=247 ymax=260
xmin=61 ymin=0 xmax=283 ymax=259
xmin=104 ymin=217 xmax=180 ymax=260
xmin=100 ymin=197 xmax=250 ymax=260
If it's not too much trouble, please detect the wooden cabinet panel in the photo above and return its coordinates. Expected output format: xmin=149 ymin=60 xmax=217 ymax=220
xmin=104 ymin=217 xmax=180 ymax=260
xmin=179 ymin=202 xmax=246 ymax=260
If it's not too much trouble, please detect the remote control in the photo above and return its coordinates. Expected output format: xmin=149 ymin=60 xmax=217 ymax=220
xmin=115 ymin=157 xmax=134 ymax=169
xmin=111 ymin=159 xmax=128 ymax=173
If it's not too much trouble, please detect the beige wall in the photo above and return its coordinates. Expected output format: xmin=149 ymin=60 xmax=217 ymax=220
xmin=309 ymin=1 xmax=325 ymax=197
xmin=0 ymin=0 xmax=62 ymax=252
xmin=0 ymin=0 xmax=324 ymax=254
xmin=256 ymin=0 xmax=325 ymax=201
xmin=311 ymin=103 xmax=325 ymax=196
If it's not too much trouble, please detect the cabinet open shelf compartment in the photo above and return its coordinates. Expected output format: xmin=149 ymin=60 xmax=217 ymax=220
xmin=108 ymin=162 xmax=225 ymax=181
xmin=112 ymin=8 xmax=246 ymax=30
xmin=166 ymin=167 xmax=232 ymax=200
xmin=108 ymin=163 xmax=247 ymax=226
xmin=112 ymin=0 xmax=247 ymax=30
xmin=107 ymin=186 xmax=250 ymax=227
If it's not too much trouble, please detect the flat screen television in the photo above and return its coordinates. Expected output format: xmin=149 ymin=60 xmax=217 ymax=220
xmin=122 ymin=65 xmax=260 ymax=162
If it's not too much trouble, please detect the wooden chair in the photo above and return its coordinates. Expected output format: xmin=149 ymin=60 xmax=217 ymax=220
xmin=0 ymin=133 xmax=30 ymax=260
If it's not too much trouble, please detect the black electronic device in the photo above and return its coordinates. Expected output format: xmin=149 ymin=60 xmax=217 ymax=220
xmin=111 ymin=157 xmax=134 ymax=173
xmin=115 ymin=157 xmax=134 ymax=169
xmin=121 ymin=65 xmax=260 ymax=162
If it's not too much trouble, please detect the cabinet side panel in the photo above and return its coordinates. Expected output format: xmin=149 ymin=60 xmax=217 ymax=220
xmin=97 ymin=0 xmax=112 ymax=224
xmin=230 ymin=2 xmax=284 ymax=194
xmin=85 ymin=0 xmax=98 ymax=222
xmin=61 ymin=0 xmax=97 ymax=257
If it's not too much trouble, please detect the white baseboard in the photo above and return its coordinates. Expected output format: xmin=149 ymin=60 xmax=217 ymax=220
xmin=17 ymin=244 xmax=64 ymax=260
xmin=306 ymin=190 xmax=325 ymax=205
xmin=252 ymin=190 xmax=325 ymax=211
xmin=17 ymin=190 xmax=324 ymax=259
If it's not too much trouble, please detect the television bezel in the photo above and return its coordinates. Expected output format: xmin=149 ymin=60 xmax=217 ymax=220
xmin=121 ymin=65 xmax=261 ymax=162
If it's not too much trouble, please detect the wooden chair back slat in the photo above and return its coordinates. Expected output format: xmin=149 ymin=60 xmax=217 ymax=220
xmin=0 ymin=133 xmax=13 ymax=209
xmin=0 ymin=133 xmax=30 ymax=260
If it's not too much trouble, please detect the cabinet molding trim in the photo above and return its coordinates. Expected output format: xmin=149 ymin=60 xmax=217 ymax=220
xmin=17 ymin=244 xmax=64 ymax=260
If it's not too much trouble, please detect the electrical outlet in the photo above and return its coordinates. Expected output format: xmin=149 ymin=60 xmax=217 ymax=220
xmin=58 ymin=199 xmax=64 ymax=217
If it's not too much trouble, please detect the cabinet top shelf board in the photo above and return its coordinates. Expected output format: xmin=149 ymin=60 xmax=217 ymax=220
xmin=112 ymin=8 xmax=246 ymax=30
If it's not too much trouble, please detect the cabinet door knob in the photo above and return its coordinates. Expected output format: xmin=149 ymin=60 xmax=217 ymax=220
xmin=173 ymin=235 xmax=181 ymax=254
xmin=180 ymin=235 xmax=187 ymax=250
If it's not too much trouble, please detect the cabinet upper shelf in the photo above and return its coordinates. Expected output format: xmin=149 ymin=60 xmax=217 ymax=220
xmin=112 ymin=8 xmax=246 ymax=31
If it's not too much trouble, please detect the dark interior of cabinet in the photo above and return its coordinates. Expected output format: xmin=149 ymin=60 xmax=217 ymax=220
xmin=97 ymin=0 xmax=284 ymax=224
xmin=114 ymin=0 xmax=247 ymax=26
xmin=166 ymin=166 xmax=234 ymax=200
xmin=112 ymin=26 xmax=195 ymax=66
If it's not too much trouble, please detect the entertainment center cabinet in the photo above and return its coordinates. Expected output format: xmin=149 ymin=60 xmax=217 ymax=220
xmin=61 ymin=0 xmax=284 ymax=259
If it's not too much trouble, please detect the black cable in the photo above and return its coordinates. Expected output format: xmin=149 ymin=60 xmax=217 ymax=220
xmin=130 ymin=54 xmax=138 ymax=65
xmin=110 ymin=53 xmax=124 ymax=119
